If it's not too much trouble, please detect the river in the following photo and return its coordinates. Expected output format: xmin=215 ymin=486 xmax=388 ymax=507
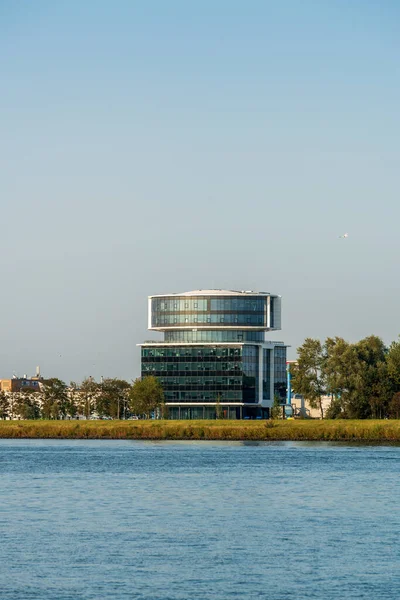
xmin=0 ymin=440 xmax=399 ymax=599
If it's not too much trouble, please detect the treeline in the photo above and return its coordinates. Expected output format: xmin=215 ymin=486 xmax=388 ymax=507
xmin=292 ymin=335 xmax=400 ymax=419
xmin=0 ymin=376 xmax=164 ymax=420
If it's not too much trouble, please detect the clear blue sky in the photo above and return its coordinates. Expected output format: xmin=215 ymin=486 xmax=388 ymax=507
xmin=1 ymin=1 xmax=399 ymax=382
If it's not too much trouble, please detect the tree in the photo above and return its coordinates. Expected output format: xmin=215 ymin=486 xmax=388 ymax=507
xmin=66 ymin=382 xmax=79 ymax=419
xmin=14 ymin=389 xmax=41 ymax=419
xmin=388 ymin=392 xmax=400 ymax=419
xmin=41 ymin=378 xmax=69 ymax=419
xmin=0 ymin=391 xmax=9 ymax=419
xmin=323 ymin=336 xmax=390 ymax=419
xmin=325 ymin=397 xmax=344 ymax=419
xmin=290 ymin=334 xmax=400 ymax=420
xmin=368 ymin=360 xmax=392 ymax=419
xmin=215 ymin=394 xmax=223 ymax=419
xmin=353 ymin=336 xmax=390 ymax=419
xmin=79 ymin=378 xmax=99 ymax=418
xmin=97 ymin=378 xmax=131 ymax=419
xmin=326 ymin=338 xmax=360 ymax=417
xmin=69 ymin=381 xmax=86 ymax=418
xmin=271 ymin=394 xmax=283 ymax=419
xmin=9 ymin=392 xmax=18 ymax=420
xmin=129 ymin=376 xmax=164 ymax=419
xmin=387 ymin=337 xmax=400 ymax=392
xmin=291 ymin=338 xmax=326 ymax=419
xmin=324 ymin=337 xmax=354 ymax=408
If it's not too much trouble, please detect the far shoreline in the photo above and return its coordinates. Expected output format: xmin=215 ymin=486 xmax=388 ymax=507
xmin=1 ymin=419 xmax=400 ymax=442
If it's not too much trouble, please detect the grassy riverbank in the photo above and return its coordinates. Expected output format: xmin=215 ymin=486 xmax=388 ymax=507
xmin=0 ymin=419 xmax=400 ymax=441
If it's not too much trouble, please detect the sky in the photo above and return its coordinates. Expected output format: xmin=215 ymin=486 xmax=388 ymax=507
xmin=1 ymin=0 xmax=399 ymax=382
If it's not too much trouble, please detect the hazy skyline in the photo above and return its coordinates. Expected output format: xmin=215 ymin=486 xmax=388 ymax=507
xmin=1 ymin=1 xmax=399 ymax=382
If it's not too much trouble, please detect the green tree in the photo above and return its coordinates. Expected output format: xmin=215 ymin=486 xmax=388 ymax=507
xmin=291 ymin=338 xmax=326 ymax=419
xmin=79 ymin=377 xmax=99 ymax=418
xmin=97 ymin=378 xmax=131 ymax=419
xmin=324 ymin=337 xmax=362 ymax=418
xmin=129 ymin=376 xmax=164 ymax=419
xmin=388 ymin=392 xmax=400 ymax=419
xmin=271 ymin=393 xmax=283 ymax=419
xmin=160 ymin=403 xmax=169 ymax=419
xmin=9 ymin=392 xmax=18 ymax=420
xmin=354 ymin=336 xmax=389 ymax=419
xmin=0 ymin=391 xmax=9 ymax=419
xmin=324 ymin=335 xmax=390 ymax=419
xmin=325 ymin=397 xmax=344 ymax=419
xmin=387 ymin=336 xmax=400 ymax=391
xmin=14 ymin=389 xmax=41 ymax=419
xmin=67 ymin=385 xmax=78 ymax=418
xmin=215 ymin=394 xmax=223 ymax=419
xmin=368 ymin=361 xmax=392 ymax=419
xmin=324 ymin=337 xmax=352 ymax=398
xmin=68 ymin=381 xmax=84 ymax=417
xmin=41 ymin=378 xmax=69 ymax=419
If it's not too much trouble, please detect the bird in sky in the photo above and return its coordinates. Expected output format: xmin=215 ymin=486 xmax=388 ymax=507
xmin=339 ymin=233 xmax=349 ymax=239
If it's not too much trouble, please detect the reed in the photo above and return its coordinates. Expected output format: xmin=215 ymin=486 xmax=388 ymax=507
xmin=0 ymin=419 xmax=400 ymax=441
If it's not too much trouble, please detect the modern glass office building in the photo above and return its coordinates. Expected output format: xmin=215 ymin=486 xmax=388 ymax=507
xmin=140 ymin=290 xmax=287 ymax=419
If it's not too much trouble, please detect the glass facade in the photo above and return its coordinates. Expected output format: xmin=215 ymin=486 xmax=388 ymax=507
xmin=242 ymin=346 xmax=259 ymax=403
xmin=165 ymin=330 xmax=264 ymax=343
xmin=151 ymin=295 xmax=267 ymax=329
xmin=140 ymin=291 xmax=285 ymax=419
xmin=141 ymin=345 xmax=258 ymax=403
xmin=168 ymin=405 xmax=242 ymax=419
xmin=270 ymin=297 xmax=274 ymax=328
xmin=263 ymin=348 xmax=271 ymax=400
xmin=274 ymin=345 xmax=287 ymax=401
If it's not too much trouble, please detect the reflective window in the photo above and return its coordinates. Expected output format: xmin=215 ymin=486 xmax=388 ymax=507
xmin=274 ymin=345 xmax=287 ymax=400
xmin=164 ymin=330 xmax=264 ymax=343
xmin=150 ymin=295 xmax=267 ymax=329
xmin=242 ymin=346 xmax=259 ymax=403
xmin=263 ymin=349 xmax=271 ymax=400
xmin=141 ymin=345 xmax=250 ymax=403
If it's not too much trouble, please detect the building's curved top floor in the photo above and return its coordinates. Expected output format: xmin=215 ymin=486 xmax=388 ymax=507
xmin=148 ymin=289 xmax=281 ymax=332
xmin=150 ymin=289 xmax=271 ymax=297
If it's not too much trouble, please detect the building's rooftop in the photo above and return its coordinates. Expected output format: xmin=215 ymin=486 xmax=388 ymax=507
xmin=150 ymin=289 xmax=272 ymax=298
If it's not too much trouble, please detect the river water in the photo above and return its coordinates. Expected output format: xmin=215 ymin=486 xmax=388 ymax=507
xmin=0 ymin=440 xmax=399 ymax=599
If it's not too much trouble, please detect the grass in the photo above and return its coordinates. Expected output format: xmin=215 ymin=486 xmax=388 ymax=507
xmin=0 ymin=419 xmax=400 ymax=441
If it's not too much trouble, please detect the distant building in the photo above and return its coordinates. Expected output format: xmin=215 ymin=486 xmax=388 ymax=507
xmin=291 ymin=393 xmax=332 ymax=419
xmin=139 ymin=289 xmax=287 ymax=419
xmin=0 ymin=378 xmax=42 ymax=393
xmin=0 ymin=367 xmax=43 ymax=393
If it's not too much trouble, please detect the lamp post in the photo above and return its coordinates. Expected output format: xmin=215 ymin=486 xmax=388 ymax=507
xmin=286 ymin=362 xmax=292 ymax=406
xmin=285 ymin=361 xmax=299 ymax=418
